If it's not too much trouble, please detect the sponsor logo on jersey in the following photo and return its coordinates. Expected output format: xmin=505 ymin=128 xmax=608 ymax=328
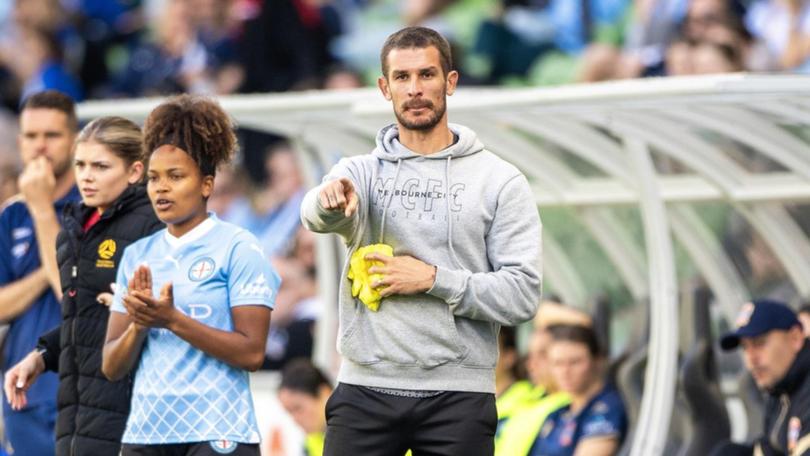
xmin=238 ymin=273 xmax=272 ymax=297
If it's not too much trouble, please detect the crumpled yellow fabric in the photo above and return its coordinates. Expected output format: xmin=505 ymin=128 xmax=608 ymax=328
xmin=347 ymin=244 xmax=393 ymax=311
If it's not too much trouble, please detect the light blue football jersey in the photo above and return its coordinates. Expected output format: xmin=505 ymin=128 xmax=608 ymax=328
xmin=111 ymin=214 xmax=279 ymax=444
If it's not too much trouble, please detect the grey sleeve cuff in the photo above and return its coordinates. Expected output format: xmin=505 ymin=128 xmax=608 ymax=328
xmin=427 ymin=266 xmax=469 ymax=306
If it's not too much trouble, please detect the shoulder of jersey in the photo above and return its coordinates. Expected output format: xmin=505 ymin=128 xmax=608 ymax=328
xmin=0 ymin=194 xmax=24 ymax=213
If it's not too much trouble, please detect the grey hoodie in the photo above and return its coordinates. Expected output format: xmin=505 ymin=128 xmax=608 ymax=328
xmin=301 ymin=123 xmax=542 ymax=393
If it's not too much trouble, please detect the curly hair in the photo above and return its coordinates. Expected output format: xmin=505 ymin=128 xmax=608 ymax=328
xmin=142 ymin=94 xmax=237 ymax=176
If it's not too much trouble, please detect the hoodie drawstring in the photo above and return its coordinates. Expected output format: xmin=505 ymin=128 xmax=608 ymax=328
xmin=445 ymin=156 xmax=463 ymax=268
xmin=379 ymin=159 xmax=402 ymax=243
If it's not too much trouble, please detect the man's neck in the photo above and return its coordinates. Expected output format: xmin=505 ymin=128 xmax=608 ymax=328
xmin=52 ymin=174 xmax=75 ymax=202
xmin=397 ymin=123 xmax=454 ymax=155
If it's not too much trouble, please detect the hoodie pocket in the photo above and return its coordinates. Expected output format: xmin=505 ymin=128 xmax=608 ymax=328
xmin=339 ymin=295 xmax=470 ymax=368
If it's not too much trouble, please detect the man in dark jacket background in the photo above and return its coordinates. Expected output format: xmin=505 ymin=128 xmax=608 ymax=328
xmin=717 ymin=299 xmax=810 ymax=456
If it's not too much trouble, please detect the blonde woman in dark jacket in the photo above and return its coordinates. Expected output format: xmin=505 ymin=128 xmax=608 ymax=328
xmin=4 ymin=116 xmax=162 ymax=455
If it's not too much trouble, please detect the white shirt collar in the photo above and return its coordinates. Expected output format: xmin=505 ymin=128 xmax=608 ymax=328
xmin=164 ymin=213 xmax=217 ymax=248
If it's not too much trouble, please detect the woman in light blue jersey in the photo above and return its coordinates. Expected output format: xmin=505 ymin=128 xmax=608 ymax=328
xmin=102 ymin=94 xmax=278 ymax=456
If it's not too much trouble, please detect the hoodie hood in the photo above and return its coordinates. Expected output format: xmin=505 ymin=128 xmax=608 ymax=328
xmin=372 ymin=123 xmax=485 ymax=161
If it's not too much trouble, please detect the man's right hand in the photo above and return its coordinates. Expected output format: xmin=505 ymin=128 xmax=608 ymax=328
xmin=4 ymin=349 xmax=46 ymax=411
xmin=18 ymin=156 xmax=56 ymax=212
xmin=318 ymin=178 xmax=359 ymax=217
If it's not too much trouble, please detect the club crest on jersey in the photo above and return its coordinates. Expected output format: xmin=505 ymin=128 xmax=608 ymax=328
xmin=209 ymin=439 xmax=237 ymax=454
xmin=189 ymin=257 xmax=216 ymax=281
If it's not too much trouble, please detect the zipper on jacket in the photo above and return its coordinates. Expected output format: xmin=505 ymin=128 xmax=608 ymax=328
xmin=770 ymin=393 xmax=790 ymax=451
xmin=71 ymin=266 xmax=77 ymax=278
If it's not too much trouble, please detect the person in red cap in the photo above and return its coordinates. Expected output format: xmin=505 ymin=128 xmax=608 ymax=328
xmin=715 ymin=299 xmax=810 ymax=456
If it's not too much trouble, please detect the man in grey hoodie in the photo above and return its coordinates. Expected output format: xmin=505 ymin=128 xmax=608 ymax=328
xmin=301 ymin=26 xmax=542 ymax=456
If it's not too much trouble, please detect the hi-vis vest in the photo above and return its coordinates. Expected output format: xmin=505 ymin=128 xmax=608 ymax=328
xmin=305 ymin=433 xmax=324 ymax=456
xmin=497 ymin=380 xmax=547 ymax=420
xmin=495 ymin=392 xmax=571 ymax=456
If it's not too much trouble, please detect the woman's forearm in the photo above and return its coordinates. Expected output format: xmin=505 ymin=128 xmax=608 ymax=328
xmin=102 ymin=321 xmax=148 ymax=381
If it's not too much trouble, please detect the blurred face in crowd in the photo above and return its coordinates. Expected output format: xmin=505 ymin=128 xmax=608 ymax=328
xmin=548 ymin=340 xmax=599 ymax=397
xmin=278 ymin=385 xmax=330 ymax=434
xmin=18 ymin=108 xmax=75 ymax=179
xmin=526 ymin=329 xmax=554 ymax=390
xmin=740 ymin=326 xmax=804 ymax=390
xmin=692 ymin=43 xmax=739 ymax=74
xmin=74 ymin=142 xmax=143 ymax=213
xmin=147 ymin=145 xmax=212 ymax=236
xmin=378 ymin=45 xmax=458 ymax=133
xmin=264 ymin=148 xmax=302 ymax=200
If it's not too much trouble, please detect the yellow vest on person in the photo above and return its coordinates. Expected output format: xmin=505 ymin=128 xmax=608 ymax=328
xmin=497 ymin=380 xmax=546 ymax=420
xmin=495 ymin=392 xmax=571 ymax=456
xmin=305 ymin=433 xmax=325 ymax=456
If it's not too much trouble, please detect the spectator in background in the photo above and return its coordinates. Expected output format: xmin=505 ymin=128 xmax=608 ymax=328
xmin=496 ymin=326 xmax=541 ymax=435
xmin=0 ymin=90 xmax=80 ymax=456
xmin=0 ymin=110 xmax=20 ymax=203
xmin=208 ymin=163 xmax=248 ymax=221
xmin=109 ymin=0 xmax=212 ymax=97
xmin=715 ymin=300 xmax=810 ymax=455
xmin=798 ymin=303 xmax=810 ymax=338
xmin=264 ymin=257 xmax=319 ymax=370
xmin=188 ymin=0 xmax=246 ymax=94
xmin=528 ymin=324 xmax=627 ymax=456
xmin=227 ymin=141 xmax=305 ymax=257
xmin=239 ymin=0 xmax=341 ymax=92
xmin=0 ymin=26 xmax=83 ymax=103
xmin=291 ymin=227 xmax=317 ymax=277
xmin=277 ymin=359 xmax=333 ymax=456
xmin=67 ymin=0 xmax=145 ymax=98
xmin=746 ymin=0 xmax=810 ymax=72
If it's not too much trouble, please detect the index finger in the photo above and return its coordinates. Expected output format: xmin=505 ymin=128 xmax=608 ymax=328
xmin=364 ymin=253 xmax=391 ymax=263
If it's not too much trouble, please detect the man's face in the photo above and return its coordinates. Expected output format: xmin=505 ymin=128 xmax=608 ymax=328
xmin=378 ymin=46 xmax=458 ymax=132
xmin=18 ymin=108 xmax=75 ymax=178
xmin=740 ymin=327 xmax=804 ymax=390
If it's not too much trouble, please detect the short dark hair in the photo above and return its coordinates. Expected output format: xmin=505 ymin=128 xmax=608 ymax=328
xmin=143 ymin=94 xmax=237 ymax=177
xmin=20 ymin=90 xmax=77 ymax=130
xmin=279 ymin=358 xmax=332 ymax=397
xmin=547 ymin=324 xmax=602 ymax=358
xmin=380 ymin=26 xmax=452 ymax=78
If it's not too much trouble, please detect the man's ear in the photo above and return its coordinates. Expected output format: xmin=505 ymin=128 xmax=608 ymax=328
xmin=446 ymin=70 xmax=459 ymax=96
xmin=378 ymin=76 xmax=392 ymax=101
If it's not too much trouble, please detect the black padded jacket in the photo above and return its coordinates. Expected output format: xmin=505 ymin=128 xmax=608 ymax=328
xmin=37 ymin=184 xmax=162 ymax=456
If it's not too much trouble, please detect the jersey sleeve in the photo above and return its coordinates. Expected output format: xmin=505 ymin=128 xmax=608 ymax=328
xmin=0 ymin=210 xmax=14 ymax=285
xmin=226 ymin=232 xmax=280 ymax=309
xmin=579 ymin=395 xmax=627 ymax=440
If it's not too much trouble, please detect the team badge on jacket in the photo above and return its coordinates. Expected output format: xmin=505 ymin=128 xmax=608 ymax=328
xmin=96 ymin=239 xmax=117 ymax=268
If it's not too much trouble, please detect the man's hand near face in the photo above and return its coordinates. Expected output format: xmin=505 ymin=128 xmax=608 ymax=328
xmin=17 ymin=156 xmax=62 ymax=299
